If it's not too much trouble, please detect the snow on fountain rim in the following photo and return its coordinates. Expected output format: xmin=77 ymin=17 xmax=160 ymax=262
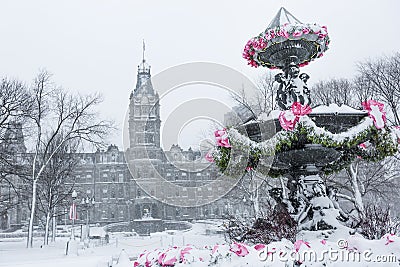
xmin=257 ymin=104 xmax=366 ymax=122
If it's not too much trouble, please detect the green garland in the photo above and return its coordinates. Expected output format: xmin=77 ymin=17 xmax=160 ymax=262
xmin=212 ymin=118 xmax=398 ymax=177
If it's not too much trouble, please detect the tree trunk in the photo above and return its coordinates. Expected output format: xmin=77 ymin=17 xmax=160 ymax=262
xmin=250 ymin=186 xmax=260 ymax=217
xmin=44 ymin=212 xmax=51 ymax=245
xmin=347 ymin=162 xmax=365 ymax=218
xmin=27 ymin=180 xmax=37 ymax=248
xmin=52 ymin=210 xmax=56 ymax=243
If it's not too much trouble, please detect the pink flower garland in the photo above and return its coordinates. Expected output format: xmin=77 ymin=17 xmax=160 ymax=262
xmin=243 ymin=23 xmax=329 ymax=68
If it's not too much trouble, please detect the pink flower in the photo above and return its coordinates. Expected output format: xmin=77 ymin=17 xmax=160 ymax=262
xmin=362 ymin=100 xmax=387 ymax=129
xmin=291 ymin=102 xmax=312 ymax=116
xmin=294 ymin=240 xmax=311 ymax=252
xmin=278 ymin=29 xmax=289 ymax=38
xmin=230 ymin=242 xmax=249 ymax=257
xmin=302 ymin=28 xmax=310 ymax=34
xmin=134 ymin=262 xmax=139 ymax=267
xmin=212 ymin=244 xmax=219 ymax=254
xmin=267 ymin=29 xmax=275 ymax=39
xmin=245 ymin=39 xmax=255 ymax=49
xmin=246 ymin=166 xmax=253 ymax=171
xmin=265 ymin=33 xmax=273 ymax=40
xmin=359 ymin=143 xmax=367 ymax=149
xmin=320 ymin=239 xmax=327 ymax=245
xmin=158 ymin=252 xmax=177 ymax=267
xmin=254 ymin=244 xmax=266 ymax=251
xmin=279 ymin=110 xmax=299 ymax=131
xmin=199 ymin=257 xmax=204 ymax=262
xmin=158 ymin=253 xmax=166 ymax=265
xmin=318 ymin=33 xmax=327 ymax=39
xmin=385 ymin=234 xmax=395 ymax=245
xmin=214 ymin=129 xmax=232 ymax=148
xmin=180 ymin=247 xmax=192 ymax=262
xmin=145 ymin=251 xmax=155 ymax=267
xmin=248 ymin=59 xmax=258 ymax=68
xmin=216 ymin=136 xmax=231 ymax=148
xmin=163 ymin=256 xmax=177 ymax=266
xmin=214 ymin=129 xmax=227 ymax=137
xmin=292 ymin=31 xmax=303 ymax=37
xmin=279 ymin=102 xmax=312 ymax=130
xmin=258 ymin=38 xmax=267 ymax=49
xmin=205 ymin=151 xmax=214 ymax=162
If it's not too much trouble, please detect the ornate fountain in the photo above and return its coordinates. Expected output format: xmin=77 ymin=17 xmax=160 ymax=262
xmin=213 ymin=7 xmax=398 ymax=238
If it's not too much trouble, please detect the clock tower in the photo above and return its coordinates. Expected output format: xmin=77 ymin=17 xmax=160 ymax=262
xmin=128 ymin=49 xmax=162 ymax=160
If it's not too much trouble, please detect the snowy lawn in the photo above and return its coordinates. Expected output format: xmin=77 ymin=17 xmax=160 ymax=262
xmin=0 ymin=221 xmax=225 ymax=267
xmin=1 ymin=221 xmax=399 ymax=266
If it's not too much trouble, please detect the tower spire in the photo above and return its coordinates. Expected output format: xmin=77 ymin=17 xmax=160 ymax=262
xmin=142 ymin=39 xmax=145 ymax=64
xmin=134 ymin=41 xmax=153 ymax=95
xmin=137 ymin=40 xmax=150 ymax=74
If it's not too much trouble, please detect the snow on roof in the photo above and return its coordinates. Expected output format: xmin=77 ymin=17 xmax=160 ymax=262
xmin=312 ymin=104 xmax=366 ymax=114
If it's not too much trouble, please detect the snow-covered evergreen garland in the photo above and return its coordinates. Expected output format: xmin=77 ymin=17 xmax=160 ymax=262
xmin=209 ymin=103 xmax=399 ymax=177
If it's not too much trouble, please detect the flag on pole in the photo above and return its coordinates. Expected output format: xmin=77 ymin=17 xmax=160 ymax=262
xmin=69 ymin=203 xmax=77 ymax=220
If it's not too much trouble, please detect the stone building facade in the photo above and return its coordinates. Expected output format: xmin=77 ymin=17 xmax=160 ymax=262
xmin=0 ymin=58 xmax=250 ymax=230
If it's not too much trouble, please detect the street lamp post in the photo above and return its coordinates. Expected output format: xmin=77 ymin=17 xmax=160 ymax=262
xmin=70 ymin=190 xmax=77 ymax=240
xmin=81 ymin=197 xmax=95 ymax=241
xmin=126 ymin=200 xmax=132 ymax=223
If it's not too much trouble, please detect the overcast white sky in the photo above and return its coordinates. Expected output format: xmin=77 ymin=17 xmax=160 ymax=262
xmin=0 ymin=0 xmax=399 ymax=150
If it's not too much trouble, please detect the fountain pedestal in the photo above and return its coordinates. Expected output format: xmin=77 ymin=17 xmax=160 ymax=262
xmin=273 ymin=145 xmax=350 ymax=233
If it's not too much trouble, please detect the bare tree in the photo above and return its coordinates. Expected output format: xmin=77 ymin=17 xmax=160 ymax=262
xmin=25 ymin=70 xmax=113 ymax=248
xmin=0 ymin=78 xmax=31 ymax=223
xmin=357 ymin=53 xmax=400 ymax=125
xmin=254 ymin=72 xmax=276 ymax=114
xmin=230 ymin=72 xmax=276 ymax=122
xmin=311 ymin=78 xmax=357 ymax=107
xmin=0 ymin=78 xmax=31 ymax=133
xmin=325 ymin=158 xmax=400 ymax=220
xmin=35 ymin=135 xmax=79 ymax=245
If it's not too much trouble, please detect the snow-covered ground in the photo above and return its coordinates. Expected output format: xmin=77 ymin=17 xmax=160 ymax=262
xmin=0 ymin=221 xmax=225 ymax=267
xmin=1 ymin=221 xmax=399 ymax=267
